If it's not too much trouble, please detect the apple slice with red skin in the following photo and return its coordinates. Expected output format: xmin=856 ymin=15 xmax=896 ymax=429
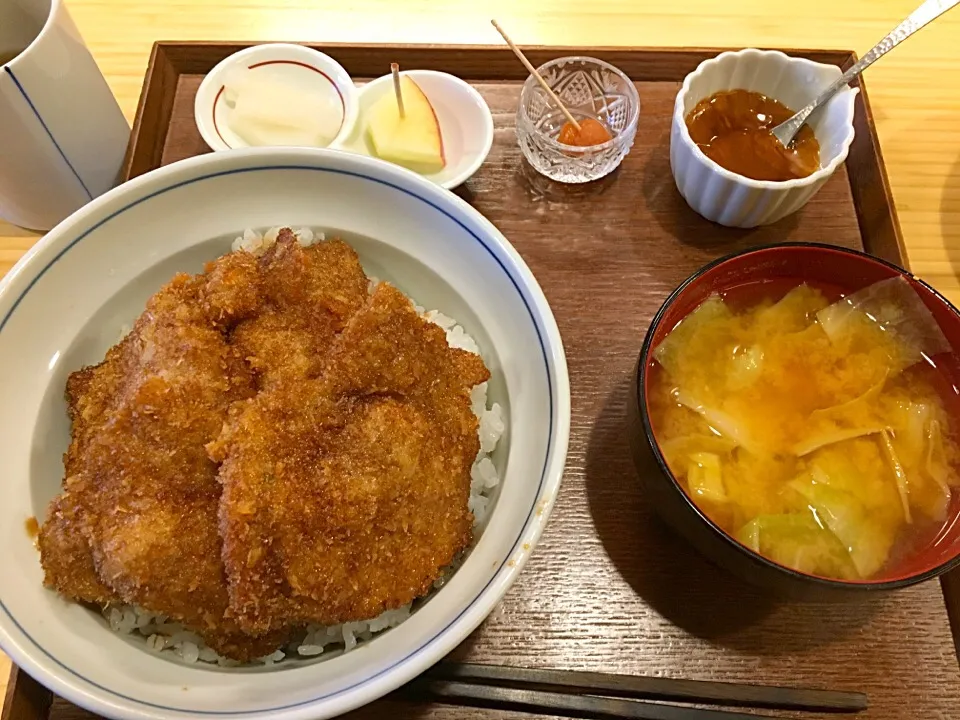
xmin=368 ymin=75 xmax=446 ymax=173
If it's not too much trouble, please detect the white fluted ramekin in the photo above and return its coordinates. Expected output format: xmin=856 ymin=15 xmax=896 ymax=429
xmin=670 ymin=49 xmax=858 ymax=228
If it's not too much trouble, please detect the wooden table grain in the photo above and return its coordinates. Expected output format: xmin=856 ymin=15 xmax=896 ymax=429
xmin=4 ymin=0 xmax=960 ymax=717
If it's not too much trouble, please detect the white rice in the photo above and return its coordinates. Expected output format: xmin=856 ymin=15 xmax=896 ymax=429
xmin=230 ymin=225 xmax=319 ymax=254
xmin=103 ymin=227 xmax=506 ymax=666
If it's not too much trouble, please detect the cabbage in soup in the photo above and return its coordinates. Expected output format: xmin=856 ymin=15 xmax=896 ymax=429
xmin=648 ymin=278 xmax=960 ymax=581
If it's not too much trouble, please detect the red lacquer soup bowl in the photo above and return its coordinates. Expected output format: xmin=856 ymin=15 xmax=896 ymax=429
xmin=628 ymin=243 xmax=960 ymax=597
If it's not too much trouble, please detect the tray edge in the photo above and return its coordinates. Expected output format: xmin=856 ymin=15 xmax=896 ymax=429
xmin=6 ymin=40 xmax=949 ymax=717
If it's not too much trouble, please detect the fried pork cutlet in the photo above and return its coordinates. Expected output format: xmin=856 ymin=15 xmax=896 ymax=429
xmin=39 ymin=266 xmax=281 ymax=660
xmin=211 ymin=283 xmax=490 ymax=634
xmin=39 ymin=330 xmax=144 ymax=605
xmin=228 ymin=230 xmax=369 ymax=388
xmin=40 ymin=230 xmax=491 ymax=661
xmin=38 ymin=491 xmax=116 ymax=605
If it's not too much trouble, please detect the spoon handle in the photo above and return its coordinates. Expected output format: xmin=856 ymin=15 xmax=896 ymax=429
xmin=773 ymin=0 xmax=960 ymax=145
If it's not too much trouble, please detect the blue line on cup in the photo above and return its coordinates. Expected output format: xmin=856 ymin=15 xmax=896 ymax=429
xmin=3 ymin=66 xmax=94 ymax=201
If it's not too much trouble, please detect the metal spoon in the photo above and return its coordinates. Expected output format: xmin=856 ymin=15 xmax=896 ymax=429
xmin=772 ymin=0 xmax=960 ymax=147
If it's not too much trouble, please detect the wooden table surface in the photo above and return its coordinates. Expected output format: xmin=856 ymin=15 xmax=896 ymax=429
xmin=5 ymin=0 xmax=960 ymax=713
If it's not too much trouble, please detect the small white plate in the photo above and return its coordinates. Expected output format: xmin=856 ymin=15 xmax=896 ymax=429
xmin=195 ymin=49 xmax=494 ymax=190
xmin=338 ymin=70 xmax=494 ymax=189
xmin=194 ymin=43 xmax=360 ymax=152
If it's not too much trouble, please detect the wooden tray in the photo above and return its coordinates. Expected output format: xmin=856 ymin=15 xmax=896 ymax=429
xmin=5 ymin=42 xmax=960 ymax=720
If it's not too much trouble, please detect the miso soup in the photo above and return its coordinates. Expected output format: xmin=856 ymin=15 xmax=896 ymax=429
xmin=648 ymin=277 xmax=960 ymax=581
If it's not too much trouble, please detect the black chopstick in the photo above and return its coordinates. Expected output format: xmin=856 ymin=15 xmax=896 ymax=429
xmin=404 ymin=679 xmax=783 ymax=720
xmin=422 ymin=662 xmax=868 ymax=713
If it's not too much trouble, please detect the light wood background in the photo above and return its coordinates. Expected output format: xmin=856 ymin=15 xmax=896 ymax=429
xmin=3 ymin=0 xmax=960 ymax=707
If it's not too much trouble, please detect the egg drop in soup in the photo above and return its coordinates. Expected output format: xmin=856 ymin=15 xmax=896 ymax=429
xmin=648 ymin=277 xmax=960 ymax=581
xmin=685 ymin=89 xmax=820 ymax=182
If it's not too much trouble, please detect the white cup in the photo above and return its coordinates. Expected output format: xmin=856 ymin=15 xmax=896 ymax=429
xmin=0 ymin=0 xmax=129 ymax=231
xmin=670 ymin=49 xmax=858 ymax=228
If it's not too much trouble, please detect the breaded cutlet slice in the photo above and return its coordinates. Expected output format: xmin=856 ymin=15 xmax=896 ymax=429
xmin=40 ymin=266 xmax=286 ymax=661
xmin=38 ymin=491 xmax=116 ymax=605
xmin=211 ymin=283 xmax=490 ymax=634
xmin=227 ymin=230 xmax=370 ymax=389
xmin=38 ymin=330 xmax=142 ymax=605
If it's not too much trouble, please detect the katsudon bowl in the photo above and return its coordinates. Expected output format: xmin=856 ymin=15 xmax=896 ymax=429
xmin=0 ymin=148 xmax=570 ymax=720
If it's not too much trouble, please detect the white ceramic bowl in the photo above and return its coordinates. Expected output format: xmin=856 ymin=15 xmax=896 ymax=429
xmin=670 ymin=49 xmax=858 ymax=228
xmin=0 ymin=148 xmax=570 ymax=720
xmin=337 ymin=69 xmax=494 ymax=190
xmin=195 ymin=44 xmax=360 ymax=152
